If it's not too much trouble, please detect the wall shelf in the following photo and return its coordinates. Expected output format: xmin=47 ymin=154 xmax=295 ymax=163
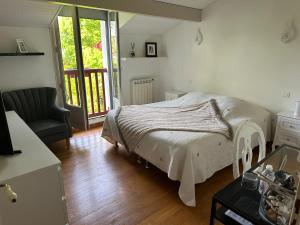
xmin=0 ymin=52 xmax=45 ymax=56
xmin=121 ymin=57 xmax=167 ymax=61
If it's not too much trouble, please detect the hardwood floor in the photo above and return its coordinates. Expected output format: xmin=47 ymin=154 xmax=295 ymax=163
xmin=51 ymin=127 xmax=235 ymax=225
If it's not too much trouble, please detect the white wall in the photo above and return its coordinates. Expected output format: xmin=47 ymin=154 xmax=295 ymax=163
xmin=121 ymin=57 xmax=165 ymax=105
xmin=120 ymin=33 xmax=165 ymax=58
xmin=160 ymin=0 xmax=300 ymax=113
xmin=119 ymin=32 xmax=166 ymax=105
xmin=0 ymin=26 xmax=57 ymax=91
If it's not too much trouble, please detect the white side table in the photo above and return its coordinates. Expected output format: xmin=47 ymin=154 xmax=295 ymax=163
xmin=272 ymin=111 xmax=300 ymax=151
xmin=165 ymin=90 xmax=186 ymax=101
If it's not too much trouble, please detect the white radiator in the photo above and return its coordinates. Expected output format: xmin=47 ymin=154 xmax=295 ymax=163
xmin=131 ymin=78 xmax=154 ymax=105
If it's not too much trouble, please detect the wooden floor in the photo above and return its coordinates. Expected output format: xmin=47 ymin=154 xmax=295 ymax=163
xmin=51 ymin=127 xmax=236 ymax=225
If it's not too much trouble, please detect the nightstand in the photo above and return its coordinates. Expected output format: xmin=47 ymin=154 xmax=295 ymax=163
xmin=272 ymin=111 xmax=300 ymax=151
xmin=165 ymin=90 xmax=186 ymax=101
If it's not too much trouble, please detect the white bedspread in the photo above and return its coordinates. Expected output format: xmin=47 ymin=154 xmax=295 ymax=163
xmin=102 ymin=92 xmax=271 ymax=206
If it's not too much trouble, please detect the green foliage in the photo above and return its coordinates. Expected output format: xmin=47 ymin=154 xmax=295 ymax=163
xmin=80 ymin=18 xmax=103 ymax=69
xmin=58 ymin=17 xmax=104 ymax=69
xmin=58 ymin=16 xmax=106 ymax=115
xmin=58 ymin=17 xmax=77 ymax=69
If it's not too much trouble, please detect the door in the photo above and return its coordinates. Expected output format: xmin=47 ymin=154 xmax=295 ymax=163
xmin=55 ymin=7 xmax=88 ymax=130
xmin=55 ymin=7 xmax=114 ymax=129
xmin=108 ymin=11 xmax=122 ymax=109
xmin=77 ymin=8 xmax=112 ymax=118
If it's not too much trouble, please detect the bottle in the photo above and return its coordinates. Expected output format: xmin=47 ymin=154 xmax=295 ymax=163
xmin=259 ymin=165 xmax=275 ymax=194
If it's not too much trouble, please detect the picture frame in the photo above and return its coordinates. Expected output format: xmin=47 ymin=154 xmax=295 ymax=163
xmin=145 ymin=42 xmax=157 ymax=57
xmin=16 ymin=39 xmax=28 ymax=53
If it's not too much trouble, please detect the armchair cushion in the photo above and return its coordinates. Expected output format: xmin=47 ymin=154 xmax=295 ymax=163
xmin=29 ymin=120 xmax=68 ymax=138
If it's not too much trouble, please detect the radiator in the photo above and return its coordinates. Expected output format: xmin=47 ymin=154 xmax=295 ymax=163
xmin=131 ymin=78 xmax=154 ymax=105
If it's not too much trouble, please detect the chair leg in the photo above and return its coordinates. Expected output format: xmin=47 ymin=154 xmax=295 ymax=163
xmin=145 ymin=161 xmax=150 ymax=169
xmin=137 ymin=156 xmax=142 ymax=164
xmin=66 ymin=138 xmax=70 ymax=149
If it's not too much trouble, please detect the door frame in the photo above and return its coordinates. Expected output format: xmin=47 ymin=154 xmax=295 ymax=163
xmin=54 ymin=7 xmax=89 ymax=130
xmin=53 ymin=7 xmax=121 ymax=130
xmin=105 ymin=11 xmax=114 ymax=109
xmin=107 ymin=11 xmax=122 ymax=108
xmin=74 ymin=7 xmax=89 ymax=130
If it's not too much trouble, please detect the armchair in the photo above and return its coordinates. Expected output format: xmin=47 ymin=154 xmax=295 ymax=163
xmin=2 ymin=87 xmax=72 ymax=145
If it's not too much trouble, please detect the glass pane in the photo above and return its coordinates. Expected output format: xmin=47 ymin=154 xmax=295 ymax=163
xmin=109 ymin=12 xmax=121 ymax=103
xmin=79 ymin=18 xmax=109 ymax=117
xmin=255 ymin=145 xmax=300 ymax=190
xmin=58 ymin=16 xmax=81 ymax=107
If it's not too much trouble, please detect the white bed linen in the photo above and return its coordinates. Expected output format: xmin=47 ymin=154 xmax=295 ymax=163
xmin=102 ymin=92 xmax=271 ymax=206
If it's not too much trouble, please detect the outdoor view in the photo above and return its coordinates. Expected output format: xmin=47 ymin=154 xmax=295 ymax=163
xmin=58 ymin=16 xmax=109 ymax=117
xmin=110 ymin=18 xmax=121 ymax=103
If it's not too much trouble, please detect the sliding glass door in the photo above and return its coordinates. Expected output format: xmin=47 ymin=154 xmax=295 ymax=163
xmin=54 ymin=7 xmax=121 ymax=130
xmin=108 ymin=11 xmax=122 ymax=108
xmin=55 ymin=7 xmax=88 ymax=130
xmin=78 ymin=8 xmax=112 ymax=119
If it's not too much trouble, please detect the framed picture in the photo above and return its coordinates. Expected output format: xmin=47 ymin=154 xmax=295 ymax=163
xmin=145 ymin=42 xmax=157 ymax=57
xmin=16 ymin=39 xmax=28 ymax=53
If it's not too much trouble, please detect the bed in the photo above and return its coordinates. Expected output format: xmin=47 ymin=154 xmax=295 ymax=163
xmin=102 ymin=92 xmax=271 ymax=206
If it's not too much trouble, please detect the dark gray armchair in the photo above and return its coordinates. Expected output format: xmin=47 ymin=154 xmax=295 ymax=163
xmin=3 ymin=87 xmax=72 ymax=145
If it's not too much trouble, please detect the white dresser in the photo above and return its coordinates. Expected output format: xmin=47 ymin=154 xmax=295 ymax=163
xmin=272 ymin=111 xmax=300 ymax=151
xmin=0 ymin=112 xmax=68 ymax=225
xmin=165 ymin=90 xmax=186 ymax=101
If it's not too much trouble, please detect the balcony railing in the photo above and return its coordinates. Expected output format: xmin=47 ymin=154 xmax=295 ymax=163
xmin=64 ymin=68 xmax=109 ymax=118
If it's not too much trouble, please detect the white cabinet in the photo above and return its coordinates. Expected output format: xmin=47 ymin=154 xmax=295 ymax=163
xmin=165 ymin=90 xmax=186 ymax=101
xmin=272 ymin=111 xmax=300 ymax=151
xmin=0 ymin=112 xmax=68 ymax=225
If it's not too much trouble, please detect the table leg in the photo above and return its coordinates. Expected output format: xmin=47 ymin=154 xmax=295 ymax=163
xmin=210 ymin=199 xmax=216 ymax=225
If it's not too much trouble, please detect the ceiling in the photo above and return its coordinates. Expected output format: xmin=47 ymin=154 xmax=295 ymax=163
xmin=0 ymin=0 xmax=215 ymax=28
xmin=0 ymin=0 xmax=60 ymax=28
xmin=155 ymin=0 xmax=216 ymax=9
xmin=120 ymin=14 xmax=181 ymax=35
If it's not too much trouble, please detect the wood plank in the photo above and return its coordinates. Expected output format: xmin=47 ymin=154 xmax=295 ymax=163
xmin=51 ymin=128 xmax=267 ymax=225
xmin=48 ymin=0 xmax=202 ymax=22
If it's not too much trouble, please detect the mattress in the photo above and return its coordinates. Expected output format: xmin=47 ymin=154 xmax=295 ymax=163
xmin=102 ymin=92 xmax=271 ymax=206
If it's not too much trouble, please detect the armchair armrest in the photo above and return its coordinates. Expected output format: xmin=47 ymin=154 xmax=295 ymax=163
xmin=50 ymin=106 xmax=72 ymax=138
xmin=50 ymin=106 xmax=70 ymax=122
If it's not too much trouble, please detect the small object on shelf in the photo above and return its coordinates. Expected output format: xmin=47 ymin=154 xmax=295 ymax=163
xmin=129 ymin=42 xmax=135 ymax=57
xmin=258 ymin=168 xmax=298 ymax=225
xmin=259 ymin=165 xmax=275 ymax=194
xmin=241 ymin=172 xmax=259 ymax=191
xmin=16 ymin=39 xmax=28 ymax=53
xmin=145 ymin=42 xmax=157 ymax=57
xmin=275 ymin=170 xmax=295 ymax=191
xmin=259 ymin=189 xmax=294 ymax=225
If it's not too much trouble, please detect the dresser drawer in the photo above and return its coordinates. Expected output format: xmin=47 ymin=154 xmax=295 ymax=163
xmin=278 ymin=133 xmax=299 ymax=147
xmin=279 ymin=118 xmax=300 ymax=132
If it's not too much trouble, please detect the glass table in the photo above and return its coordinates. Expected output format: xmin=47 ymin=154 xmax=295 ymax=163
xmin=210 ymin=145 xmax=300 ymax=225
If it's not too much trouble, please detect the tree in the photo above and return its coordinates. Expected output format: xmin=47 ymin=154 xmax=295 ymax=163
xmin=58 ymin=16 xmax=106 ymax=113
xmin=58 ymin=17 xmax=104 ymax=70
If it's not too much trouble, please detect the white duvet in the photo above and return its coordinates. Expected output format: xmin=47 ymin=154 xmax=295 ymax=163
xmin=102 ymin=92 xmax=271 ymax=206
